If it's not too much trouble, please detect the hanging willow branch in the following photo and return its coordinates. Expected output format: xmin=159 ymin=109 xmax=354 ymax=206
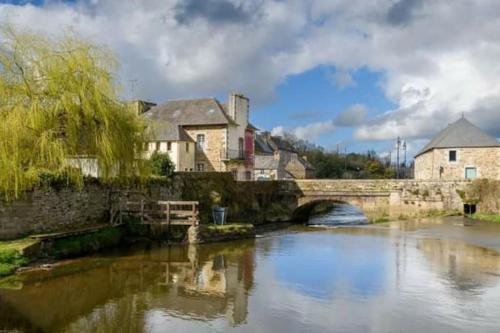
xmin=0 ymin=27 xmax=149 ymax=199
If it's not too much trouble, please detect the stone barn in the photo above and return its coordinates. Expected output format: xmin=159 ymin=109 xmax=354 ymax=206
xmin=414 ymin=118 xmax=500 ymax=180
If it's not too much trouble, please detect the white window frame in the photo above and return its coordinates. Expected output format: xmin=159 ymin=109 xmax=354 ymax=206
xmin=196 ymin=133 xmax=206 ymax=151
xmin=196 ymin=163 xmax=205 ymax=172
xmin=464 ymin=166 xmax=478 ymax=180
xmin=448 ymin=149 xmax=458 ymax=163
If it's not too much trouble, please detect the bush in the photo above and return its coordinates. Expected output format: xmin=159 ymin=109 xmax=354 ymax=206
xmin=149 ymin=152 xmax=175 ymax=177
xmin=0 ymin=249 xmax=28 ymax=277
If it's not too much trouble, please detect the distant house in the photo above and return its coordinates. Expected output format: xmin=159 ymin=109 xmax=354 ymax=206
xmin=254 ymin=132 xmax=315 ymax=180
xmin=414 ymin=118 xmax=500 ymax=180
xmin=141 ymin=94 xmax=255 ymax=180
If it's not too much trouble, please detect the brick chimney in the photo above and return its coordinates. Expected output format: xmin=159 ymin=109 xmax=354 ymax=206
xmin=227 ymin=93 xmax=249 ymax=124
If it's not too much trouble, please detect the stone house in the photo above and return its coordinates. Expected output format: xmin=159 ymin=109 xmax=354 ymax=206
xmin=414 ymin=118 xmax=500 ymax=180
xmin=254 ymin=132 xmax=315 ymax=180
xmin=142 ymin=94 xmax=255 ymax=180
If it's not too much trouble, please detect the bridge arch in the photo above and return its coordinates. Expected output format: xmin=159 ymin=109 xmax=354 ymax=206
xmin=293 ymin=194 xmax=392 ymax=223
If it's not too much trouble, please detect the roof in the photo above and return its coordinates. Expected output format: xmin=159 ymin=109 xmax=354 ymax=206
xmin=146 ymin=120 xmax=194 ymax=142
xmin=416 ymin=118 xmax=499 ymax=157
xmin=254 ymin=155 xmax=279 ymax=169
xmin=143 ymin=98 xmax=237 ymax=127
xmin=255 ymin=134 xmax=275 ymax=154
xmin=255 ymin=133 xmax=296 ymax=154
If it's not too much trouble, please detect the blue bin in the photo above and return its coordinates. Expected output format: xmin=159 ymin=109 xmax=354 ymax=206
xmin=212 ymin=207 xmax=228 ymax=225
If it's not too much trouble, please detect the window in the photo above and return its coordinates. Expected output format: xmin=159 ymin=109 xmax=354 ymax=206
xmin=245 ymin=171 xmax=252 ymax=180
xmin=167 ymin=142 xmax=172 ymax=151
xmin=196 ymin=163 xmax=205 ymax=172
xmin=186 ymin=142 xmax=190 ymax=153
xmin=196 ymin=134 xmax=206 ymax=151
xmin=155 ymin=142 xmax=161 ymax=151
xmin=449 ymin=150 xmax=457 ymax=162
xmin=465 ymin=167 xmax=477 ymax=179
xmin=238 ymin=138 xmax=244 ymax=158
xmin=231 ymin=169 xmax=238 ymax=179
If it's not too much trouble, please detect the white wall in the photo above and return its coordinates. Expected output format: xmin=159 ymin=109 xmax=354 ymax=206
xmin=146 ymin=141 xmax=195 ymax=172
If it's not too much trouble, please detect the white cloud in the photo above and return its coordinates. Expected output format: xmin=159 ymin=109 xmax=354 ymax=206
xmin=328 ymin=69 xmax=356 ymax=89
xmin=272 ymin=121 xmax=336 ymax=141
xmin=335 ymin=104 xmax=367 ymax=127
xmin=2 ymin=0 xmax=500 ymax=144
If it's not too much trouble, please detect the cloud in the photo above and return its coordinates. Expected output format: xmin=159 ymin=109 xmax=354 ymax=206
xmin=386 ymin=0 xmax=424 ymax=26
xmin=2 ymin=0 xmax=500 ymax=146
xmin=174 ymin=0 xmax=255 ymax=25
xmin=271 ymin=121 xmax=336 ymax=141
xmin=328 ymin=69 xmax=356 ymax=89
xmin=334 ymin=104 xmax=367 ymax=127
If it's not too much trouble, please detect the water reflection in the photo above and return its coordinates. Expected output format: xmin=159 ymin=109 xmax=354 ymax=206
xmin=1 ymin=218 xmax=500 ymax=332
xmin=308 ymin=203 xmax=368 ymax=226
xmin=0 ymin=241 xmax=255 ymax=332
xmin=417 ymin=238 xmax=500 ymax=292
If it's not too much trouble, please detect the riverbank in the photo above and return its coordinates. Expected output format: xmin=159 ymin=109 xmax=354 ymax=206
xmin=469 ymin=213 xmax=500 ymax=223
xmin=0 ymin=220 xmax=296 ymax=278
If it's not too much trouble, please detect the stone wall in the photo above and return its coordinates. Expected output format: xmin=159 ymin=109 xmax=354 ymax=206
xmin=293 ymin=179 xmax=469 ymax=221
xmin=184 ymin=125 xmax=227 ymax=172
xmin=0 ymin=184 xmax=110 ymax=240
xmin=415 ymin=147 xmax=500 ymax=180
xmin=0 ymin=175 xmax=472 ymax=240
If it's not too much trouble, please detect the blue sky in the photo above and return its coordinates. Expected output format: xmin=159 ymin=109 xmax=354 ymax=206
xmin=2 ymin=0 xmax=500 ymax=158
xmin=249 ymin=66 xmax=396 ymax=152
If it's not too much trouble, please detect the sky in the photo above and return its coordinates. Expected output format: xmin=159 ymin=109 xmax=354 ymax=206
xmin=1 ymin=0 xmax=500 ymax=158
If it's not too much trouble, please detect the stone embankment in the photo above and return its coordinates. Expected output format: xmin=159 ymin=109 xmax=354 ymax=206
xmin=2 ymin=173 xmax=494 ymax=242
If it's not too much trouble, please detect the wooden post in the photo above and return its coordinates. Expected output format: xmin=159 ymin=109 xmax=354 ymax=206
xmin=166 ymin=202 xmax=170 ymax=226
xmin=140 ymin=199 xmax=144 ymax=224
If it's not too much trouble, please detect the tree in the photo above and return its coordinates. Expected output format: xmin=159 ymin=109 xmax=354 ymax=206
xmin=149 ymin=152 xmax=175 ymax=177
xmin=0 ymin=27 xmax=148 ymax=199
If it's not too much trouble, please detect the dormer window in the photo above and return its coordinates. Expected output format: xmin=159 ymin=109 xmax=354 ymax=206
xmin=449 ymin=150 xmax=457 ymax=162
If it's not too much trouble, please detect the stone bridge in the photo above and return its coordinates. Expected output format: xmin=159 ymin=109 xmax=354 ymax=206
xmin=282 ymin=179 xmax=470 ymax=222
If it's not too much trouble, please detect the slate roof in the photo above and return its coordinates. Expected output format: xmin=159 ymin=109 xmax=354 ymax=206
xmin=143 ymin=98 xmax=237 ymax=127
xmin=255 ymin=134 xmax=275 ymax=154
xmin=146 ymin=120 xmax=194 ymax=142
xmin=254 ymin=155 xmax=280 ymax=169
xmin=255 ymin=133 xmax=296 ymax=154
xmin=416 ymin=118 xmax=499 ymax=157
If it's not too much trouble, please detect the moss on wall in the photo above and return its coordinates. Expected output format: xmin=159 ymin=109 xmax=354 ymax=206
xmin=463 ymin=179 xmax=500 ymax=214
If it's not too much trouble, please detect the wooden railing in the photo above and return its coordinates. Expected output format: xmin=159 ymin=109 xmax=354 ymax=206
xmin=116 ymin=198 xmax=199 ymax=226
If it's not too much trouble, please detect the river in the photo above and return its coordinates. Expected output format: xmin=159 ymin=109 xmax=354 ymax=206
xmin=1 ymin=206 xmax=500 ymax=332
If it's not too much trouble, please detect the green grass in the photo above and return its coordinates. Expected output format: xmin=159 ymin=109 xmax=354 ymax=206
xmin=0 ymin=238 xmax=36 ymax=277
xmin=204 ymin=223 xmax=254 ymax=234
xmin=470 ymin=213 xmax=500 ymax=223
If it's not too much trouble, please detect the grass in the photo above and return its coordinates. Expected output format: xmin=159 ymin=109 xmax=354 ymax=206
xmin=0 ymin=238 xmax=37 ymax=277
xmin=470 ymin=213 xmax=500 ymax=223
xmin=204 ymin=223 xmax=254 ymax=234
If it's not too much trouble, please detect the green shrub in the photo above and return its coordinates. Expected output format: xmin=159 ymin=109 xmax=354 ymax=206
xmin=0 ymin=249 xmax=28 ymax=277
xmin=149 ymin=152 xmax=175 ymax=177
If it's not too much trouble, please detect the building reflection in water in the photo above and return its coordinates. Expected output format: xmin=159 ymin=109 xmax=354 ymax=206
xmin=0 ymin=240 xmax=256 ymax=332
xmin=416 ymin=238 xmax=500 ymax=293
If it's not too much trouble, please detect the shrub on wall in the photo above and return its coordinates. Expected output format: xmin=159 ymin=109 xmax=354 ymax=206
xmin=149 ymin=152 xmax=175 ymax=178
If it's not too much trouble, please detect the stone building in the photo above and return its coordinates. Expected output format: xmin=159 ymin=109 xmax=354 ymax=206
xmin=142 ymin=94 xmax=255 ymax=180
xmin=254 ymin=132 xmax=315 ymax=180
xmin=414 ymin=118 xmax=500 ymax=180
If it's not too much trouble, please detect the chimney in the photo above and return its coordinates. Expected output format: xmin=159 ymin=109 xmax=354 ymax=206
xmin=227 ymin=93 xmax=249 ymax=124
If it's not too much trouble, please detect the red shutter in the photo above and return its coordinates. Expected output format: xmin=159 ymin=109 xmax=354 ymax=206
xmin=244 ymin=130 xmax=254 ymax=168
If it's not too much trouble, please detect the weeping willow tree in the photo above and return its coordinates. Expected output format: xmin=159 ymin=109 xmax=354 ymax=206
xmin=0 ymin=27 xmax=149 ymax=199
